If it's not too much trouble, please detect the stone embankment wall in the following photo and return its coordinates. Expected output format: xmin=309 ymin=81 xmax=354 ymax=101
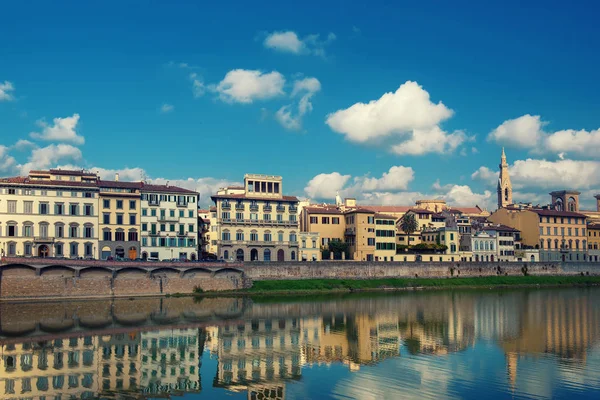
xmin=1 ymin=260 xmax=600 ymax=300
xmin=0 ymin=267 xmax=247 ymax=300
xmin=242 ymin=261 xmax=600 ymax=280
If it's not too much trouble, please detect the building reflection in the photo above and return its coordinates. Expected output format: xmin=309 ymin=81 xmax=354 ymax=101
xmin=0 ymin=289 xmax=599 ymax=399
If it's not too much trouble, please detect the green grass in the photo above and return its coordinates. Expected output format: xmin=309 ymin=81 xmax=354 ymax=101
xmin=249 ymin=275 xmax=600 ymax=293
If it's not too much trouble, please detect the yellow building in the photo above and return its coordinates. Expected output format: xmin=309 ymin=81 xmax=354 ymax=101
xmin=301 ymin=205 xmax=346 ymax=247
xmin=488 ymin=206 xmax=588 ymax=262
xmin=344 ymin=209 xmax=397 ymax=261
xmin=0 ymin=169 xmax=100 ymax=258
xmin=0 ymin=336 xmax=100 ymax=398
xmin=211 ymin=174 xmax=300 ymax=262
xmin=97 ymin=332 xmax=141 ymax=394
xmin=98 ymin=178 xmax=141 ymax=260
xmin=298 ymin=231 xmax=321 ymax=261
xmin=587 ymin=222 xmax=600 ymax=262
xmin=198 ymin=208 xmax=219 ymax=257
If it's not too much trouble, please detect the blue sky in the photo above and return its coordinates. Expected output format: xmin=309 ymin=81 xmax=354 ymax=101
xmin=2 ymin=0 xmax=600 ymax=208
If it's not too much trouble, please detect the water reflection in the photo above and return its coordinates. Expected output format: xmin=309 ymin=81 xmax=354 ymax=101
xmin=0 ymin=288 xmax=599 ymax=399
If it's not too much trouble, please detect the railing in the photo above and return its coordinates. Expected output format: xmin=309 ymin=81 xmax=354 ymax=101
xmin=263 ymin=205 xmax=272 ymax=212
xmin=235 ymin=204 xmax=245 ymax=211
xmin=149 ymin=231 xmax=160 ymax=236
xmin=289 ymin=206 xmax=298 ymax=213
xmin=218 ymin=219 xmax=298 ymax=227
xmin=176 ymin=201 xmax=188 ymax=208
xmin=221 ymin=202 xmax=231 ymax=210
xmin=276 ymin=206 xmax=286 ymax=212
xmin=345 ymin=229 xmax=355 ymax=236
xmin=148 ymin=200 xmax=160 ymax=206
xmin=249 ymin=204 xmax=259 ymax=211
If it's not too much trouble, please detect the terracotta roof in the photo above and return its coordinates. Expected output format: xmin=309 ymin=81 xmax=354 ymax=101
xmin=374 ymin=213 xmax=397 ymax=219
xmin=212 ymin=193 xmax=298 ymax=202
xmin=345 ymin=208 xmax=376 ymax=214
xmin=484 ymin=224 xmax=520 ymax=232
xmin=407 ymin=208 xmax=435 ymax=214
xmin=304 ymin=207 xmax=344 ymax=215
xmin=531 ymin=209 xmax=587 ymax=218
xmin=197 ymin=209 xmax=210 ymax=214
xmin=452 ymin=206 xmax=483 ymax=214
xmin=98 ymin=180 xmax=142 ymax=189
xmin=141 ymin=183 xmax=198 ymax=194
xmin=0 ymin=176 xmax=98 ymax=188
xmin=358 ymin=205 xmax=411 ymax=213
xmin=209 ymin=206 xmax=216 ymax=212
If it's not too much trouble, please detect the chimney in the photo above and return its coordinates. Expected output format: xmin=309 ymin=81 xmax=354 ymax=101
xmin=115 ymin=173 xmax=119 ymax=182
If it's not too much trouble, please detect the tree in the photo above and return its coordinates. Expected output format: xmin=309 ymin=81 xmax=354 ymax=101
xmin=399 ymin=213 xmax=419 ymax=245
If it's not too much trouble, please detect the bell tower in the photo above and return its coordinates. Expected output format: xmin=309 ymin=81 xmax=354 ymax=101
xmin=497 ymin=147 xmax=513 ymax=209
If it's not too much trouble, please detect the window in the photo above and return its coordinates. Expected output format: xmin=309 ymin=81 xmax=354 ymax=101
xmin=70 ymin=225 xmax=78 ymax=238
xmin=84 ymin=204 xmax=93 ymax=216
xmin=84 ymin=226 xmax=93 ymax=238
xmin=170 ymin=209 xmax=175 ymax=217
xmin=128 ymin=231 xmax=138 ymax=241
xmin=24 ymin=201 xmax=33 ymax=214
xmin=56 ymin=224 xmax=64 ymax=238
xmin=71 ymin=191 xmax=78 ymax=197
xmin=322 ymin=217 xmax=330 ymax=224
xmin=142 ymin=208 xmax=147 ymax=216
xmin=69 ymin=204 xmax=78 ymax=216
xmin=116 ymin=200 xmax=123 ymax=209
xmin=277 ymin=214 xmax=283 ymax=222
xmin=367 ymin=238 xmax=375 ymax=246
xmin=278 ymin=232 xmax=284 ymax=242
xmin=290 ymin=233 xmax=297 ymax=242
xmin=236 ymin=232 xmax=244 ymax=241
xmin=103 ymin=199 xmax=110 ymax=208
xmin=116 ymin=214 xmax=123 ymax=225
xmin=103 ymin=213 xmax=110 ymax=224
xmin=151 ymin=208 xmax=156 ymax=217
xmin=236 ymin=212 xmax=244 ymax=220
xmin=222 ymin=212 xmax=230 ymax=220
xmin=40 ymin=203 xmax=49 ymax=215
xmin=189 ymin=210 xmax=194 ymax=218
xmin=332 ymin=217 xmax=340 ymax=224
xmin=189 ymin=224 xmax=194 ymax=232
xmin=310 ymin=216 xmax=318 ymax=224
xmin=222 ymin=231 xmax=231 ymax=241
xmin=170 ymin=224 xmax=175 ymax=232
xmin=264 ymin=213 xmax=271 ymax=221
xmin=7 ymin=224 xmax=17 ymax=237
xmin=142 ymin=237 xmax=147 ymax=246
xmin=367 ymin=216 xmax=375 ymax=224
xmin=250 ymin=233 xmax=258 ymax=241
xmin=7 ymin=188 xmax=16 ymax=195
xmin=129 ymin=200 xmax=136 ymax=209
xmin=264 ymin=233 xmax=272 ymax=242
xmin=70 ymin=243 xmax=79 ymax=257
xmin=7 ymin=200 xmax=17 ymax=213
xmin=290 ymin=214 xmax=297 ymax=222
xmin=142 ymin=223 xmax=147 ymax=231
xmin=103 ymin=231 xmax=112 ymax=241
xmin=129 ymin=214 xmax=136 ymax=225
xmin=23 ymin=224 xmax=32 ymax=237
xmin=115 ymin=231 xmax=125 ymax=241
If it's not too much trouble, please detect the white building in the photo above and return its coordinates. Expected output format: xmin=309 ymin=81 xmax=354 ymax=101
xmin=0 ymin=169 xmax=100 ymax=259
xmin=140 ymin=184 xmax=198 ymax=261
xmin=482 ymin=225 xmax=519 ymax=262
xmin=471 ymin=231 xmax=498 ymax=262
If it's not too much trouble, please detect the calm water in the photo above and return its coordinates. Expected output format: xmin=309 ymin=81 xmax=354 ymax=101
xmin=1 ymin=289 xmax=600 ymax=399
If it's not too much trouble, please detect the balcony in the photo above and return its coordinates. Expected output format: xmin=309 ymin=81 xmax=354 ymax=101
xmin=149 ymin=231 xmax=160 ymax=236
xmin=148 ymin=199 xmax=160 ymax=206
xmin=289 ymin=206 xmax=298 ymax=213
xmin=235 ymin=204 xmax=245 ymax=211
xmin=221 ymin=202 xmax=231 ymax=210
xmin=34 ymin=236 xmax=55 ymax=243
xmin=263 ymin=205 xmax=272 ymax=212
xmin=345 ymin=228 xmax=356 ymax=236
xmin=276 ymin=206 xmax=286 ymax=212
xmin=249 ymin=204 xmax=259 ymax=212
xmin=157 ymin=215 xmax=179 ymax=222
xmin=176 ymin=201 xmax=188 ymax=208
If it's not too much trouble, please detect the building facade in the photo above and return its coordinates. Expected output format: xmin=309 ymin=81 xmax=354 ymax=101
xmin=98 ymin=178 xmax=141 ymax=260
xmin=211 ymin=174 xmax=300 ymax=262
xmin=140 ymin=184 xmax=198 ymax=261
xmin=0 ymin=169 xmax=99 ymax=259
xmin=298 ymin=231 xmax=321 ymax=261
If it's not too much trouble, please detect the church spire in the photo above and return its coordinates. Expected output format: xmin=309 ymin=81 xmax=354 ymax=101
xmin=498 ymin=148 xmax=512 ymax=209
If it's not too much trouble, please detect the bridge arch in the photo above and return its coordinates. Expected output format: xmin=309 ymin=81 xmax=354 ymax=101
xmin=39 ymin=265 xmax=76 ymax=276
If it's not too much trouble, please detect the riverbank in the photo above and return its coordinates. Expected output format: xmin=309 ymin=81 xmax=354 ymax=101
xmin=242 ymin=275 xmax=600 ymax=295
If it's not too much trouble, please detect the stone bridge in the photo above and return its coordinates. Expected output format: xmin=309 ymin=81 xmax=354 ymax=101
xmin=0 ymin=256 xmax=245 ymax=277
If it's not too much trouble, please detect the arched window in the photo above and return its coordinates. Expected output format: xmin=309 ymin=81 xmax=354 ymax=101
xmin=264 ymin=249 xmax=271 ymax=262
xmin=554 ymin=239 xmax=559 ymax=249
xmin=222 ymin=229 xmax=230 ymax=241
xmin=555 ymin=198 xmax=564 ymax=211
xmin=23 ymin=222 xmax=34 ymax=238
xmin=568 ymin=197 xmax=577 ymax=212
xmin=575 ymin=239 xmax=580 ymax=250
xmin=548 ymin=239 xmax=552 ymax=249
xmin=250 ymin=248 xmax=258 ymax=261
xmin=290 ymin=232 xmax=297 ymax=242
xmin=55 ymin=223 xmax=65 ymax=238
xmin=70 ymin=242 xmax=79 ymax=257
xmin=69 ymin=223 xmax=79 ymax=239
xmin=490 ymin=241 xmax=495 ymax=251
xmin=539 ymin=240 xmax=544 ymax=249
xmin=236 ymin=249 xmax=244 ymax=261
xmin=568 ymin=239 xmax=573 ymax=249
xmin=484 ymin=241 xmax=489 ymax=251
xmin=223 ymin=250 xmax=229 ymax=260
xmin=504 ymin=187 xmax=509 ymax=201
xmin=291 ymin=251 xmax=296 ymax=261
xmin=474 ymin=241 xmax=479 ymax=250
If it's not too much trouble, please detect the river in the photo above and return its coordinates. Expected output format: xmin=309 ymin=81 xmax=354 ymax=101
xmin=1 ymin=288 xmax=599 ymax=399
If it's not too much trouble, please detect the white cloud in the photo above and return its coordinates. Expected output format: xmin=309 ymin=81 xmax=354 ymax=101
xmin=13 ymin=139 xmax=35 ymax=151
xmin=190 ymin=72 xmax=205 ymax=98
xmin=18 ymin=144 xmax=83 ymax=175
xmin=0 ymin=81 xmax=15 ymax=101
xmin=263 ymin=31 xmax=335 ymax=56
xmin=544 ymin=128 xmax=600 ymax=157
xmin=326 ymin=81 xmax=466 ymax=155
xmin=30 ymin=113 xmax=84 ymax=144
xmin=276 ymin=77 xmax=321 ymax=131
xmin=147 ymin=176 xmax=241 ymax=206
xmin=441 ymin=184 xmax=493 ymax=208
xmin=487 ymin=114 xmax=544 ymax=148
xmin=472 ymin=158 xmax=600 ymax=191
xmin=160 ymin=103 xmax=174 ymax=113
xmin=304 ymin=172 xmax=351 ymax=199
xmin=210 ymin=69 xmax=285 ymax=104
xmin=0 ymin=145 xmax=17 ymax=173
xmin=488 ymin=114 xmax=600 ymax=158
xmin=358 ymin=166 xmax=414 ymax=192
